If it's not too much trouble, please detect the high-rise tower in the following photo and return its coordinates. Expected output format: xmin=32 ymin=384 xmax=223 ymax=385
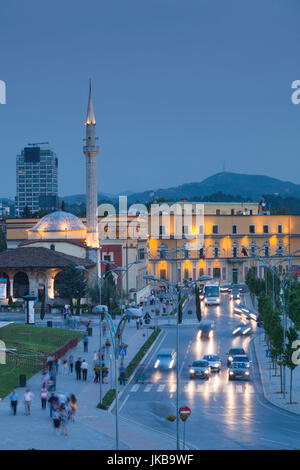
xmin=83 ymin=81 xmax=100 ymax=272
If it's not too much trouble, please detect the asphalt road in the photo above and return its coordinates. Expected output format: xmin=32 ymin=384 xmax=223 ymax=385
xmin=117 ymin=292 xmax=300 ymax=450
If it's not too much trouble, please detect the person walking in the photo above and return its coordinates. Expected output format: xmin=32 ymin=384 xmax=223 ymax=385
xmin=93 ymin=351 xmax=98 ymax=366
xmin=68 ymin=355 xmax=74 ymax=374
xmin=49 ymin=366 xmax=57 ymax=391
xmin=40 ymin=385 xmax=48 ymax=410
xmin=83 ymin=335 xmax=88 ymax=353
xmin=69 ymin=394 xmax=77 ymax=422
xmin=81 ymin=359 xmax=88 ymax=381
xmin=75 ymin=358 xmax=82 ymax=380
xmin=23 ymin=389 xmax=33 ymax=416
xmin=62 ymin=358 xmax=68 ymax=375
xmin=136 ymin=317 xmax=140 ymax=330
xmin=60 ymin=406 xmax=68 ymax=436
xmin=9 ymin=390 xmax=18 ymax=416
xmin=47 ymin=354 xmax=54 ymax=371
xmin=48 ymin=393 xmax=57 ymax=418
xmin=119 ymin=366 xmax=126 ymax=386
xmin=53 ymin=408 xmax=61 ymax=436
xmin=94 ymin=365 xmax=100 ymax=383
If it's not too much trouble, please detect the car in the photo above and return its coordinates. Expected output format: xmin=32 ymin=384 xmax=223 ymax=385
xmin=202 ymin=354 xmax=221 ymax=372
xmin=154 ymin=348 xmax=176 ymax=370
xmin=230 ymin=289 xmax=240 ymax=300
xmin=220 ymin=284 xmax=232 ymax=293
xmin=234 ymin=304 xmax=252 ymax=320
xmin=232 ymin=323 xmax=252 ymax=336
xmin=231 ymin=355 xmax=251 ymax=369
xmin=189 ymin=360 xmax=211 ymax=380
xmin=228 ymin=362 xmax=251 ymax=381
xmin=197 ymin=320 xmax=215 ymax=339
xmin=227 ymin=347 xmax=246 ymax=367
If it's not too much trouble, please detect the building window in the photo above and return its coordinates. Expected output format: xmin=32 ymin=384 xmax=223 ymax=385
xmin=184 ymin=249 xmax=189 ymax=259
xmin=199 ymin=247 xmax=205 ymax=259
xmin=199 ymin=225 xmax=204 ymax=234
xmin=232 ymin=225 xmax=237 ymax=234
xmin=183 ymin=225 xmax=189 ymax=235
xmin=231 ymin=209 xmax=235 ymax=215
xmin=159 ymin=225 xmax=165 ymax=236
xmin=138 ymin=248 xmax=145 ymax=260
xmin=278 ymin=225 xmax=282 ymax=234
xmin=233 ymin=246 xmax=238 ymax=258
xmin=214 ymin=247 xmax=219 ymax=258
xmin=216 ymin=209 xmax=220 ymax=215
xmin=213 ymin=267 xmax=221 ymax=278
xmin=160 ymin=269 xmax=166 ymax=280
xmin=263 ymin=225 xmax=269 ymax=234
xmin=264 ymin=245 xmax=269 ymax=257
xmin=199 ymin=268 xmax=204 ymax=277
xmin=212 ymin=225 xmax=219 ymax=234
xmin=104 ymin=254 xmax=111 ymax=262
xmin=249 ymin=225 xmax=255 ymax=234
xmin=184 ymin=269 xmax=189 ymax=280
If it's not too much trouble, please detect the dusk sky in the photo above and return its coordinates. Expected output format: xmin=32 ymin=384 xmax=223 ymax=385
xmin=1 ymin=0 xmax=300 ymax=198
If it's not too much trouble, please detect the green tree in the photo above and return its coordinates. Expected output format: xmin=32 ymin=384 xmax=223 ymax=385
xmin=195 ymin=285 xmax=202 ymax=322
xmin=101 ymin=265 xmax=119 ymax=310
xmin=283 ymin=327 xmax=299 ymax=404
xmin=287 ymin=283 xmax=300 ymax=330
xmin=0 ymin=228 xmax=6 ymax=252
xmin=22 ymin=206 xmax=32 ymax=218
xmin=57 ymin=264 xmax=87 ymax=315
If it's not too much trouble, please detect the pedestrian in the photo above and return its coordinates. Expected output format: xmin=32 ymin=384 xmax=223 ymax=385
xmin=62 ymin=358 xmax=68 ymax=375
xmin=94 ymin=365 xmax=100 ymax=383
xmin=136 ymin=317 xmax=139 ymax=330
xmin=9 ymin=390 xmax=18 ymax=416
xmin=93 ymin=351 xmax=98 ymax=366
xmin=54 ymin=358 xmax=59 ymax=375
xmin=41 ymin=368 xmax=49 ymax=388
xmin=75 ymin=358 xmax=82 ymax=380
xmin=102 ymin=322 xmax=106 ymax=337
xmin=60 ymin=406 xmax=68 ymax=436
xmin=49 ymin=366 xmax=57 ymax=391
xmin=47 ymin=354 xmax=54 ymax=371
xmin=119 ymin=366 xmax=126 ymax=386
xmin=83 ymin=335 xmax=88 ymax=352
xmin=23 ymin=389 xmax=33 ymax=416
xmin=81 ymin=359 xmax=88 ymax=381
xmin=40 ymin=385 xmax=48 ymax=410
xmin=53 ymin=409 xmax=61 ymax=436
xmin=102 ymin=366 xmax=109 ymax=384
xmin=139 ymin=318 xmax=143 ymax=329
xmin=48 ymin=393 xmax=57 ymax=418
xmin=68 ymin=355 xmax=74 ymax=374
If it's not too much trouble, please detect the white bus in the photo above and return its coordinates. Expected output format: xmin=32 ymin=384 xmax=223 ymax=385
xmin=204 ymin=281 xmax=220 ymax=305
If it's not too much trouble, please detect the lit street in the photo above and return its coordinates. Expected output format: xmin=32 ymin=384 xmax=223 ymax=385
xmin=117 ymin=292 xmax=300 ymax=450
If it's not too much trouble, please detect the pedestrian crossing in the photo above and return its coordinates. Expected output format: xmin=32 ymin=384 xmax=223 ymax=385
xmin=129 ymin=382 xmax=254 ymax=394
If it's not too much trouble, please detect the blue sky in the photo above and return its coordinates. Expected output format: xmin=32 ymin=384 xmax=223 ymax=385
xmin=0 ymin=0 xmax=300 ymax=197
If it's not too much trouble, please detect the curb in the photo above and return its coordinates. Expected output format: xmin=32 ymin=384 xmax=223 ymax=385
xmin=107 ymin=329 xmax=163 ymax=413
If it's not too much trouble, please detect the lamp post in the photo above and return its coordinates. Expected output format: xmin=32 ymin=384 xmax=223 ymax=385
xmin=92 ymin=305 xmax=142 ymax=450
xmin=144 ymin=273 xmax=212 ymax=450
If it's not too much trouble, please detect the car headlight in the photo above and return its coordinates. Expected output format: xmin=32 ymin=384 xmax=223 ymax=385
xmin=204 ymin=369 xmax=209 ymax=374
xmin=216 ymin=297 xmax=220 ymax=302
xmin=232 ymin=327 xmax=241 ymax=334
xmin=169 ymin=360 xmax=174 ymax=369
xmin=229 ymin=371 xmax=234 ymax=375
xmin=245 ymin=371 xmax=249 ymax=375
xmin=229 ymin=356 xmax=233 ymax=361
xmin=190 ymin=369 xmax=195 ymax=374
xmin=246 ymin=364 xmax=250 ymax=368
xmin=154 ymin=360 xmax=160 ymax=368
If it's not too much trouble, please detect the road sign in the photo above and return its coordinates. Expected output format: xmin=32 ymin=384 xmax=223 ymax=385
xmin=266 ymin=349 xmax=271 ymax=358
xmin=119 ymin=347 xmax=127 ymax=357
xmin=179 ymin=406 xmax=191 ymax=417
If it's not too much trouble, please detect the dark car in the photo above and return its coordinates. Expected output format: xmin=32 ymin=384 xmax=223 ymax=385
xmin=229 ymin=362 xmax=251 ymax=381
xmin=154 ymin=348 xmax=176 ymax=370
xmin=230 ymin=289 xmax=240 ymax=300
xmin=227 ymin=348 xmax=246 ymax=367
xmin=198 ymin=320 xmax=215 ymax=339
xmin=232 ymin=323 xmax=252 ymax=336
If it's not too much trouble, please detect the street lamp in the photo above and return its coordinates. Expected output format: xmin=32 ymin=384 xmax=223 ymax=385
xmin=92 ymin=305 xmax=143 ymax=450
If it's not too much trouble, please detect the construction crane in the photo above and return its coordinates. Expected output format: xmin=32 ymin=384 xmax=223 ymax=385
xmin=27 ymin=142 xmax=49 ymax=147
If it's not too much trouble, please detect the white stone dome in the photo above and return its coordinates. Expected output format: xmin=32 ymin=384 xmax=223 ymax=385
xmin=29 ymin=211 xmax=86 ymax=233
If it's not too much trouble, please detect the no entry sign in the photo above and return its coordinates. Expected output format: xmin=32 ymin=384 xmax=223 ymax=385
xmin=179 ymin=406 xmax=191 ymax=417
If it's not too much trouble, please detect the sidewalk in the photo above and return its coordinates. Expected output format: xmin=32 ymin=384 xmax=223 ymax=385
xmin=244 ymin=292 xmax=300 ymax=415
xmin=0 ymin=318 xmax=169 ymax=450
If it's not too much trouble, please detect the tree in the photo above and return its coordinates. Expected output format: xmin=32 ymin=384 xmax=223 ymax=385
xmin=195 ymin=285 xmax=202 ymax=322
xmin=56 ymin=264 xmax=87 ymax=315
xmin=283 ymin=327 xmax=299 ymax=404
xmin=101 ymin=265 xmax=119 ymax=310
xmin=22 ymin=206 xmax=32 ymax=218
xmin=0 ymin=228 xmax=6 ymax=252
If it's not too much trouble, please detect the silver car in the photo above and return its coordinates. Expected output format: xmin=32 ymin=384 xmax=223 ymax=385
xmin=229 ymin=362 xmax=251 ymax=381
xmin=202 ymin=354 xmax=221 ymax=372
xmin=154 ymin=348 xmax=176 ymax=370
xmin=231 ymin=355 xmax=251 ymax=369
xmin=189 ymin=360 xmax=211 ymax=380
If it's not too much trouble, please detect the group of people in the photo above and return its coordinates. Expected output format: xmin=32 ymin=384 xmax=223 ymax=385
xmin=50 ymin=393 xmax=77 ymax=436
xmin=93 ymin=349 xmax=109 ymax=384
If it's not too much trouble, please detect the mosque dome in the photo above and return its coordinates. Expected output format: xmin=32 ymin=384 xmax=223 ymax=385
xmin=29 ymin=211 xmax=86 ymax=233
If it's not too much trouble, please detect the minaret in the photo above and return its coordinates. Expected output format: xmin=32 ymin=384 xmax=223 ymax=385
xmin=83 ymin=81 xmax=100 ymax=274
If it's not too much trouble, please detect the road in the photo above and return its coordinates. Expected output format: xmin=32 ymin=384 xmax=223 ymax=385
xmin=117 ymin=291 xmax=300 ymax=450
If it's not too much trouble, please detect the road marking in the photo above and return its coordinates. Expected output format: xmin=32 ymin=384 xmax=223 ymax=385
xmin=144 ymin=384 xmax=153 ymax=392
xmin=260 ymin=437 xmax=289 ymax=446
xmin=130 ymin=384 xmax=140 ymax=392
xmin=157 ymin=384 xmax=165 ymax=392
xmin=119 ymin=394 xmax=129 ymax=412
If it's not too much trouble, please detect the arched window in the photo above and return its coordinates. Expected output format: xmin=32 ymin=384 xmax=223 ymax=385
xmin=13 ymin=272 xmax=29 ymax=298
